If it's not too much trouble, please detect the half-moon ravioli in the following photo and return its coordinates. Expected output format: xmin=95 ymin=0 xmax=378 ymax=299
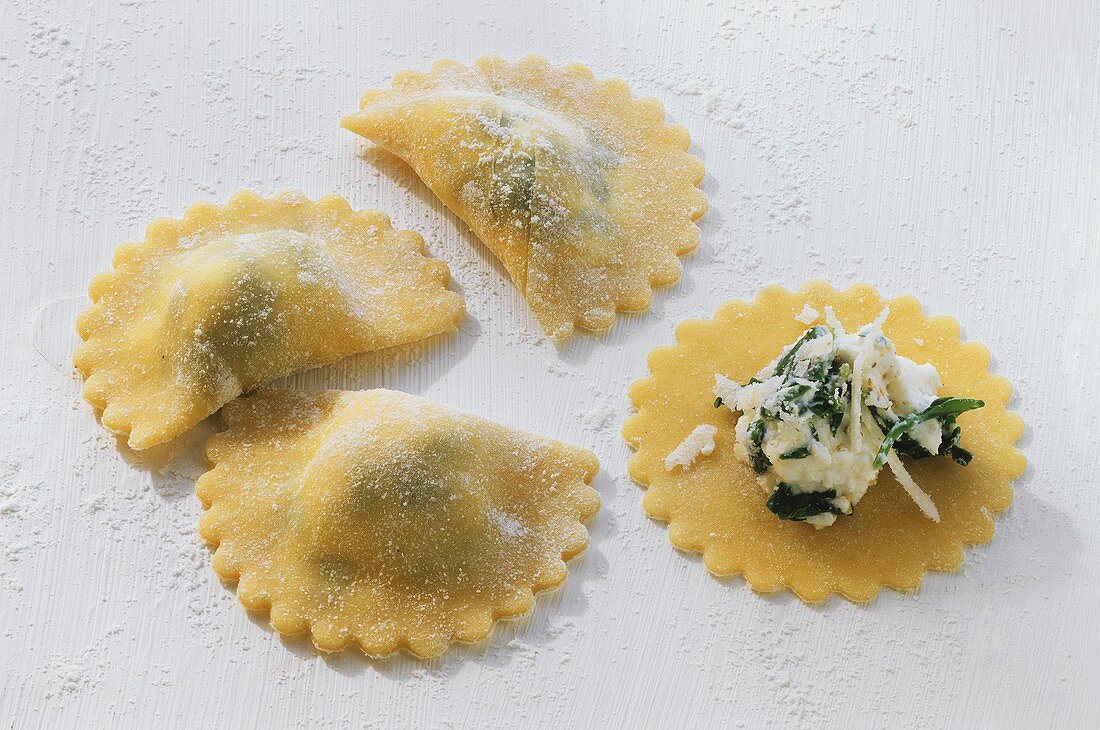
xmin=196 ymin=388 xmax=601 ymax=658
xmin=623 ymin=282 xmax=1025 ymax=603
xmin=74 ymin=191 xmax=465 ymax=450
xmin=342 ymin=55 xmax=707 ymax=338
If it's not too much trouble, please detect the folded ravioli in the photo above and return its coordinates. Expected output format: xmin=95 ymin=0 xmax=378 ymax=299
xmin=342 ymin=55 xmax=707 ymax=338
xmin=74 ymin=191 xmax=465 ymax=450
xmin=197 ymin=388 xmax=600 ymax=658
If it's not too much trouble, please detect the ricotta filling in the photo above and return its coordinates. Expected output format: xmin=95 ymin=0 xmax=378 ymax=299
xmin=714 ymin=307 xmax=981 ymax=528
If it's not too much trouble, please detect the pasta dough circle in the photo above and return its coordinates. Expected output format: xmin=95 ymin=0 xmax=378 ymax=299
xmin=74 ymin=191 xmax=465 ymax=450
xmin=622 ymin=282 xmax=1025 ymax=603
xmin=197 ymin=388 xmax=600 ymax=658
xmin=342 ymin=55 xmax=707 ymax=338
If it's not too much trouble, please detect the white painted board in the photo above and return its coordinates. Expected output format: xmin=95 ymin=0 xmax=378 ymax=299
xmin=1 ymin=0 xmax=1097 ymax=727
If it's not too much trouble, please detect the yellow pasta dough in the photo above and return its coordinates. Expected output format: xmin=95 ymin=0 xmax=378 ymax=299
xmin=197 ymin=388 xmax=600 ymax=658
xmin=74 ymin=191 xmax=465 ymax=450
xmin=342 ymin=55 xmax=707 ymax=338
xmin=623 ymin=282 xmax=1025 ymax=603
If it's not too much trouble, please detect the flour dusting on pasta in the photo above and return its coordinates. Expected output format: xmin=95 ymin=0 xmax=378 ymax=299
xmin=197 ymin=388 xmax=600 ymax=658
xmin=342 ymin=55 xmax=707 ymax=338
xmin=73 ymin=191 xmax=465 ymax=449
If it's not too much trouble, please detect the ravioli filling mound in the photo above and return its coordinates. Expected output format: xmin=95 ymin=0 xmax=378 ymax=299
xmin=714 ymin=308 xmax=983 ymax=528
xmin=167 ymin=230 xmax=358 ymax=399
xmin=454 ymin=98 xmax=622 ymax=248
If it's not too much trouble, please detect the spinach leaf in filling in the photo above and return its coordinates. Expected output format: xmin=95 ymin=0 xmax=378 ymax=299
xmin=765 ymin=482 xmax=845 ymax=522
xmin=872 ymin=397 xmax=984 ymax=468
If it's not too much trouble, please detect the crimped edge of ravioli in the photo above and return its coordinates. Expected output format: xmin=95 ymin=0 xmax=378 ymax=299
xmin=622 ymin=281 xmax=1026 ymax=604
xmin=341 ymin=54 xmax=707 ymax=339
xmin=196 ymin=390 xmax=601 ymax=659
xmin=73 ymin=190 xmax=464 ymax=451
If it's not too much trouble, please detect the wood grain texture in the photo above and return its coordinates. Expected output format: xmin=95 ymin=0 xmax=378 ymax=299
xmin=0 ymin=0 xmax=1097 ymax=728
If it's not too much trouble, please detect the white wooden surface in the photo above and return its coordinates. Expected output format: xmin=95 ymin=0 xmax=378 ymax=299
xmin=2 ymin=1 xmax=1098 ymax=727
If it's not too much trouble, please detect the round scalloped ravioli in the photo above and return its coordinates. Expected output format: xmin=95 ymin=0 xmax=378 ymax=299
xmin=74 ymin=191 xmax=464 ymax=450
xmin=622 ymin=282 xmax=1025 ymax=603
xmin=197 ymin=388 xmax=600 ymax=658
xmin=342 ymin=54 xmax=707 ymax=338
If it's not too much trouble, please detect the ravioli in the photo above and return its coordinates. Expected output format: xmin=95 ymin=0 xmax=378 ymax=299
xmin=342 ymin=55 xmax=707 ymax=338
xmin=622 ymin=282 xmax=1025 ymax=603
xmin=196 ymin=388 xmax=600 ymax=658
xmin=74 ymin=191 xmax=465 ymax=450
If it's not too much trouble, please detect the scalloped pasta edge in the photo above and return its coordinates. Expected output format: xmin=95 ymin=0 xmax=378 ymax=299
xmin=196 ymin=392 xmax=601 ymax=659
xmin=73 ymin=190 xmax=465 ymax=450
xmin=342 ymin=54 xmax=707 ymax=340
xmin=622 ymin=281 xmax=1026 ymax=604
